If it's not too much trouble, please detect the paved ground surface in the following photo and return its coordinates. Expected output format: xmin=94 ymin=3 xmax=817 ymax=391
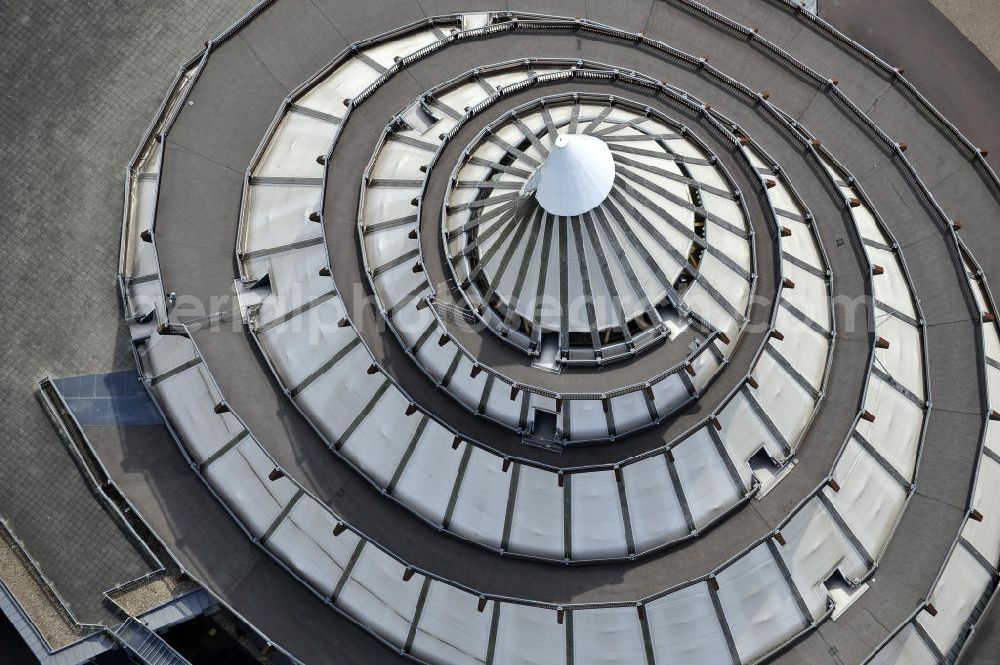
xmin=0 ymin=0 xmax=253 ymax=628
xmin=0 ymin=0 xmax=998 ymax=662
xmin=929 ymin=0 xmax=1000 ymax=69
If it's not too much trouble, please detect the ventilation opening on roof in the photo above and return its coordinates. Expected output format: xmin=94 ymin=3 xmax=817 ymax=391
xmin=600 ymin=326 xmax=625 ymax=346
xmin=823 ymin=569 xmax=869 ymax=621
xmin=627 ymin=313 xmax=657 ymax=336
xmin=747 ymin=447 xmax=794 ymax=499
xmin=400 ymin=99 xmax=440 ymax=134
xmin=568 ymin=331 xmax=592 ymax=348
xmin=531 ymin=409 xmax=558 ymax=441
xmin=532 ymin=332 xmax=561 ymax=373
xmin=654 ymin=297 xmax=678 ymax=323
xmin=234 ymin=275 xmax=273 ymax=325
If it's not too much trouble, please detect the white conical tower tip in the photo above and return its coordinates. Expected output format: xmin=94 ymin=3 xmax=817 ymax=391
xmin=533 ymin=133 xmax=615 ymax=217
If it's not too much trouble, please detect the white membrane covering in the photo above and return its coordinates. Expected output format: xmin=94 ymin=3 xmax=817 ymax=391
xmin=777 ymin=499 xmax=867 ymax=620
xmin=716 ymin=544 xmax=805 ymax=663
xmin=570 ymin=471 xmax=628 ymax=559
xmin=508 ymin=465 xmax=564 ymax=559
xmin=267 ymin=496 xmax=361 ymax=597
xmin=449 ymin=447 xmax=510 ymax=549
xmin=204 ymin=437 xmax=299 ymax=537
xmin=672 ymin=428 xmax=742 ymax=526
xmin=572 ymin=607 xmax=646 ymax=665
xmin=828 ymin=438 xmax=907 ymax=560
xmin=442 ymin=95 xmax=753 ymax=367
xmin=493 ymin=604 xmax=566 ymax=665
xmin=128 ymin=15 xmax=954 ymax=665
xmin=867 ymin=624 xmax=939 ymax=665
xmin=411 ymin=582 xmax=492 ymax=665
xmin=646 ymin=583 xmax=732 ymax=665
xmin=338 ymin=544 xmax=423 ymax=646
xmin=917 ymin=543 xmax=993 ymax=653
xmin=622 ymin=456 xmax=688 ymax=552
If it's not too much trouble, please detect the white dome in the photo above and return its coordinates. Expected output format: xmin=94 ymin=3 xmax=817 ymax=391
xmin=532 ymin=133 xmax=615 ymax=216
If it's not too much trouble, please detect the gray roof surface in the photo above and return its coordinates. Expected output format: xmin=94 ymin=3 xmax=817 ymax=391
xmin=1 ymin=0 xmax=999 ymax=663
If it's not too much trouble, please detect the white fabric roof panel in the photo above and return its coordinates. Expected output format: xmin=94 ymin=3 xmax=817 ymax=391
xmin=697 ymin=255 xmax=750 ymax=318
xmin=700 ymin=196 xmax=747 ymax=235
xmin=683 ymin=282 xmax=739 ymax=343
xmin=917 ymin=543 xmax=993 ymax=653
xmin=717 ymin=392 xmax=786 ymax=489
xmin=705 ymin=221 xmax=753 ymax=273
xmin=828 ymin=437 xmax=907 ymax=559
xmin=689 ymin=346 xmax=723 ymax=390
xmin=296 ymin=58 xmax=382 ymax=112
xmin=362 ymin=186 xmax=421 ymax=228
xmin=339 ymin=387 xmax=418 ymax=487
xmin=987 ymin=363 xmax=1000 ymax=412
xmin=242 ymin=183 xmax=324 ymax=255
xmin=962 ymin=455 xmax=1000 ymax=567
xmin=294 ymin=342 xmax=385 ymax=442
xmin=763 ymin=179 xmax=799 ymax=215
xmin=985 ymin=321 xmax=1000 ymax=364
xmin=568 ymin=399 xmax=611 ymax=441
xmin=482 ymin=382 xmax=523 ymax=429
xmin=750 ymin=352 xmax=815 ymax=447
xmin=855 ymin=374 xmax=922 ymax=480
xmin=391 ymin=307 xmax=435 ymax=349
xmin=601 ymin=216 xmax=669 ymax=312
xmin=139 ymin=331 xmax=199 ymax=378
xmin=252 ymin=245 xmax=337 ymax=324
xmin=256 ymin=112 xmax=336 ymax=179
xmin=153 ymin=366 xmax=246 ymax=464
xmin=771 ymin=305 xmax=829 ymax=390
xmin=571 ymin=606 xmax=646 ymax=665
xmin=258 ymin=300 xmax=356 ymax=389
xmin=776 ymin=219 xmax=824 ymax=273
xmin=449 ymin=447 xmax=511 ymax=549
xmin=415 ymin=337 xmax=458 ymax=383
xmin=867 ymin=247 xmax=917 ymax=320
xmin=127 ymin=179 xmax=160 ymax=278
xmin=645 ymin=582 xmax=732 ymax=665
xmin=448 ymin=355 xmax=489 ymax=406
xmin=204 ymin=437 xmax=299 ymax=537
xmin=672 ymin=427 xmax=742 ymax=527
xmin=776 ymin=499 xmax=868 ymax=621
xmin=622 ymin=455 xmax=688 ymax=552
xmin=846 ymin=202 xmax=886 ymax=248
xmin=337 ymin=543 xmax=423 ymax=647
xmin=393 ymin=423 xmax=465 ymax=524
xmin=492 ymin=603 xmax=566 ymax=665
xmin=436 ymin=84 xmax=491 ymax=123
xmin=371 ymin=138 xmax=434 ymax=180
xmin=410 ymin=582 xmax=492 ymax=665
xmin=650 ymin=373 xmax=691 ymax=417
xmin=610 ymin=391 xmax=652 ymax=434
xmin=266 ymin=496 xmax=361 ymax=597
xmin=867 ymin=623 xmax=939 ymax=665
xmin=364 ymin=222 xmax=416 ymax=270
xmin=688 ymin=162 xmax=731 ymax=194
xmin=570 ymin=470 xmax=628 ymax=559
xmin=716 ymin=543 xmax=805 ymax=664
xmin=508 ymin=465 xmax=564 ymax=559
xmin=779 ymin=263 xmax=831 ymax=332
xmin=986 ymin=419 xmax=1000 ymax=459
xmin=873 ymin=312 xmax=925 ymax=400
xmin=362 ymin=29 xmax=442 ymax=69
